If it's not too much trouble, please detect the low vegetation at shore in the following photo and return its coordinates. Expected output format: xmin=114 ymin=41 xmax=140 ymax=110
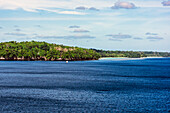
xmin=92 ymin=49 xmax=170 ymax=58
xmin=0 ymin=41 xmax=169 ymax=61
xmin=92 ymin=49 xmax=147 ymax=58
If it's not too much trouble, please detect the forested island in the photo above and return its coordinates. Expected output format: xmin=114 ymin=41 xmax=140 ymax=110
xmin=0 ymin=41 xmax=169 ymax=61
xmin=0 ymin=41 xmax=100 ymax=61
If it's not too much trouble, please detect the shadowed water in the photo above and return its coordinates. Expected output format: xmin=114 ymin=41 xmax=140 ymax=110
xmin=0 ymin=58 xmax=170 ymax=112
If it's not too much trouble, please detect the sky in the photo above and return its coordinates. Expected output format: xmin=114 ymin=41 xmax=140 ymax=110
xmin=0 ymin=0 xmax=170 ymax=52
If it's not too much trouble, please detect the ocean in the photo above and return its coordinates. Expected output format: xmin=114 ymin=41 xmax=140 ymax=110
xmin=0 ymin=58 xmax=170 ymax=112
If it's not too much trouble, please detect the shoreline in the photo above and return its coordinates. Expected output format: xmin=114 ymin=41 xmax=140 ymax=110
xmin=0 ymin=57 xmax=98 ymax=61
xmin=99 ymin=56 xmax=166 ymax=60
xmin=0 ymin=57 xmax=168 ymax=61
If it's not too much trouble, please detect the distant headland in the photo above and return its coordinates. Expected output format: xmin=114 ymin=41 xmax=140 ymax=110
xmin=0 ymin=41 xmax=169 ymax=61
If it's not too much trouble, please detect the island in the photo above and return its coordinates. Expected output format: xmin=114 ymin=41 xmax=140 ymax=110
xmin=0 ymin=41 xmax=100 ymax=61
xmin=0 ymin=41 xmax=169 ymax=61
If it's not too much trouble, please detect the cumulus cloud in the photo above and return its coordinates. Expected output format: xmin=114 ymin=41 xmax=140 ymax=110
xmin=76 ymin=6 xmax=99 ymax=11
xmin=145 ymin=32 xmax=158 ymax=35
xmin=162 ymin=1 xmax=170 ymax=6
xmin=147 ymin=36 xmax=164 ymax=40
xmin=111 ymin=1 xmax=136 ymax=9
xmin=36 ymin=35 xmax=95 ymax=39
xmin=133 ymin=37 xmax=143 ymax=40
xmin=69 ymin=25 xmax=80 ymax=28
xmin=73 ymin=29 xmax=90 ymax=33
xmin=106 ymin=33 xmax=132 ymax=39
xmin=76 ymin=6 xmax=87 ymax=10
xmin=4 ymin=32 xmax=27 ymax=36
xmin=89 ymin=7 xmax=99 ymax=11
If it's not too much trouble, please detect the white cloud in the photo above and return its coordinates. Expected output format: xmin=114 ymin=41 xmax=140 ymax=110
xmin=59 ymin=11 xmax=86 ymax=15
xmin=133 ymin=37 xmax=143 ymax=40
xmin=69 ymin=25 xmax=80 ymax=28
xmin=35 ymin=35 xmax=95 ymax=39
xmin=162 ymin=1 xmax=170 ymax=6
xmin=0 ymin=0 xmax=166 ymax=14
xmin=145 ymin=32 xmax=158 ymax=35
xmin=0 ymin=0 xmax=103 ymax=11
xmin=89 ymin=7 xmax=99 ymax=11
xmin=35 ymin=8 xmax=86 ymax=15
xmin=76 ymin=6 xmax=87 ymax=10
xmin=4 ymin=32 xmax=27 ymax=36
xmin=111 ymin=1 xmax=136 ymax=9
xmin=106 ymin=33 xmax=132 ymax=39
xmin=1 ymin=17 xmax=170 ymax=21
xmin=73 ymin=29 xmax=90 ymax=33
xmin=0 ymin=0 xmax=87 ymax=14
xmin=147 ymin=36 xmax=164 ymax=40
xmin=15 ymin=28 xmax=21 ymax=31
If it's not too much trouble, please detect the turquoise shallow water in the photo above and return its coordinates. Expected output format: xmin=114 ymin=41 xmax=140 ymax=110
xmin=0 ymin=58 xmax=170 ymax=112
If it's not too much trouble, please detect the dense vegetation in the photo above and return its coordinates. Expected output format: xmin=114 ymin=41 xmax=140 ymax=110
xmin=143 ymin=51 xmax=170 ymax=57
xmin=0 ymin=41 xmax=169 ymax=61
xmin=0 ymin=41 xmax=100 ymax=61
xmin=92 ymin=49 xmax=170 ymax=58
xmin=92 ymin=49 xmax=147 ymax=58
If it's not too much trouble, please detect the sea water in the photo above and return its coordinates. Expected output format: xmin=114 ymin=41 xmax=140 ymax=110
xmin=0 ymin=58 xmax=170 ymax=112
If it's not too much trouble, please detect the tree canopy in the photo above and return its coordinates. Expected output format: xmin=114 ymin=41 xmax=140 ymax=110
xmin=0 ymin=41 xmax=169 ymax=61
xmin=92 ymin=49 xmax=170 ymax=58
xmin=0 ymin=41 xmax=100 ymax=61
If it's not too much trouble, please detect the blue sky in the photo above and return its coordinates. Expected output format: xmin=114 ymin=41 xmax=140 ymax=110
xmin=0 ymin=0 xmax=170 ymax=52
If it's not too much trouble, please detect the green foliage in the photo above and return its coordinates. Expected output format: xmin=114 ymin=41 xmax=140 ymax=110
xmin=0 ymin=41 xmax=100 ymax=61
xmin=92 ymin=49 xmax=169 ymax=58
xmin=143 ymin=51 xmax=170 ymax=57
xmin=0 ymin=41 xmax=169 ymax=60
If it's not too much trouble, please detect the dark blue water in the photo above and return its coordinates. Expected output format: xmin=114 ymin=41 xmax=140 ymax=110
xmin=0 ymin=58 xmax=170 ymax=113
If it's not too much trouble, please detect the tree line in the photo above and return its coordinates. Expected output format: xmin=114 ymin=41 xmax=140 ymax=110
xmin=92 ymin=49 xmax=170 ymax=58
xmin=0 ymin=41 xmax=169 ymax=61
xmin=0 ymin=41 xmax=100 ymax=61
